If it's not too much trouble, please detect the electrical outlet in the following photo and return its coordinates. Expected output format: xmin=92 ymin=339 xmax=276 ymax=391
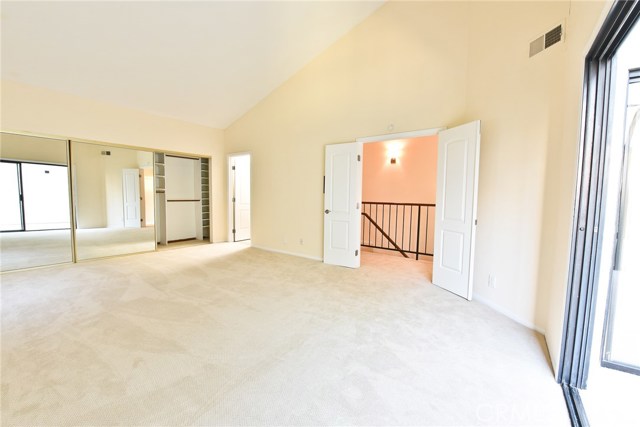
xmin=488 ymin=274 xmax=497 ymax=289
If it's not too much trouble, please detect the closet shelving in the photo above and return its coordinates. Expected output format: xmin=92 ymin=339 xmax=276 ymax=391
xmin=201 ymin=158 xmax=210 ymax=240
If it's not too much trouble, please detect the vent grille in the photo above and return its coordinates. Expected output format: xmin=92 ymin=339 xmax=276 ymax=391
xmin=545 ymin=25 xmax=563 ymax=48
xmin=529 ymin=23 xmax=563 ymax=58
xmin=529 ymin=35 xmax=545 ymax=57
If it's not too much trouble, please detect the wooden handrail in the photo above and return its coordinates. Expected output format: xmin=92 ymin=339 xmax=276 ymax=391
xmin=362 ymin=201 xmax=435 ymax=207
xmin=361 ymin=212 xmax=409 ymax=258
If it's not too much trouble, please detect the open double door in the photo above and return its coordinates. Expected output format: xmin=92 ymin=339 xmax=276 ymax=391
xmin=323 ymin=121 xmax=480 ymax=300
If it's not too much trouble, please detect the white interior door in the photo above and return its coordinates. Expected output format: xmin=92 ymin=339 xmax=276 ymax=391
xmin=433 ymin=121 xmax=481 ymax=299
xmin=323 ymin=142 xmax=362 ymax=268
xmin=122 ymin=168 xmax=141 ymax=228
xmin=231 ymin=154 xmax=251 ymax=242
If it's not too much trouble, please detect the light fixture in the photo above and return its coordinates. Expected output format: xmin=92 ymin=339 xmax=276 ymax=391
xmin=386 ymin=140 xmax=403 ymax=165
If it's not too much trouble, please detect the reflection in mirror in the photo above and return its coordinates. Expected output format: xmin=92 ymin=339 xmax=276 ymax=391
xmin=0 ymin=132 xmax=73 ymax=271
xmin=72 ymin=142 xmax=155 ymax=260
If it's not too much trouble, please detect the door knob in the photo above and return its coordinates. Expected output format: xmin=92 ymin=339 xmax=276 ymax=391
xmin=325 ymin=209 xmax=330 ymax=214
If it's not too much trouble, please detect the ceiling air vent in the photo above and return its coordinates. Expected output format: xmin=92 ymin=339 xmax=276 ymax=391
xmin=529 ymin=24 xmax=564 ymax=58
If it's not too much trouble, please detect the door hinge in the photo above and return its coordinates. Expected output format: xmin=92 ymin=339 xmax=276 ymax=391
xmin=356 ymin=202 xmax=360 ymax=209
xmin=232 ymin=197 xmax=236 ymax=203
xmin=232 ymin=166 xmax=236 ymax=170
xmin=232 ymin=229 xmax=236 ymax=234
xmin=355 ymin=249 xmax=359 ymax=256
xmin=357 ymin=154 xmax=361 ymax=162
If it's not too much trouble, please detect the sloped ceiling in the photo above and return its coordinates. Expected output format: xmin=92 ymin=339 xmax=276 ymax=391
xmin=1 ymin=1 xmax=384 ymax=129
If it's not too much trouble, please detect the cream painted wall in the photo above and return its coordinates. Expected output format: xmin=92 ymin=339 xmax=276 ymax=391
xmin=1 ymin=79 xmax=226 ymax=241
xmin=224 ymin=0 xmax=612 ymax=375
xmin=225 ymin=1 xmax=470 ymax=258
xmin=362 ymin=136 xmax=438 ymax=204
xmin=72 ymin=143 xmax=107 ymax=228
xmin=0 ymin=132 xmax=68 ymax=164
xmin=461 ymin=0 xmax=609 ymax=372
xmin=535 ymin=1 xmax=612 ymax=374
xmin=463 ymin=0 xmax=573 ymax=338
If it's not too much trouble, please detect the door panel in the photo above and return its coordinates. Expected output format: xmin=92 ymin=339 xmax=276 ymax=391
xmin=0 ymin=162 xmax=22 ymax=231
xmin=323 ymin=142 xmax=362 ymax=268
xmin=233 ymin=154 xmax=251 ymax=242
xmin=433 ymin=121 xmax=481 ymax=299
xmin=122 ymin=168 xmax=141 ymax=228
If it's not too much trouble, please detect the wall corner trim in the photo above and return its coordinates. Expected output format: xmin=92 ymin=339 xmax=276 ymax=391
xmin=250 ymin=244 xmax=323 ymax=262
xmin=473 ymin=293 xmax=546 ymax=335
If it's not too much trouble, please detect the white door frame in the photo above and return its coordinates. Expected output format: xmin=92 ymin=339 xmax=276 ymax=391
xmin=323 ymin=127 xmax=445 ymax=265
xmin=357 ymin=125 xmax=479 ymax=279
xmin=353 ymin=124 xmax=480 ymax=299
xmin=227 ymin=152 xmax=252 ymax=242
xmin=356 ymin=127 xmax=445 ymax=144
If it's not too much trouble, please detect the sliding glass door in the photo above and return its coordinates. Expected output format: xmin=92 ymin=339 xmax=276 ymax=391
xmin=0 ymin=161 xmax=71 ymax=232
xmin=22 ymin=163 xmax=71 ymax=231
xmin=602 ymin=75 xmax=640 ymax=375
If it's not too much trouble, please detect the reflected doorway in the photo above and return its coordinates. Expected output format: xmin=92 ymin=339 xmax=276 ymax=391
xmin=71 ymin=141 xmax=155 ymax=261
xmin=228 ymin=153 xmax=251 ymax=242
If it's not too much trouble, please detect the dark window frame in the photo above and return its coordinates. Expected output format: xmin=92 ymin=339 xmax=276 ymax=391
xmin=559 ymin=1 xmax=640 ymax=425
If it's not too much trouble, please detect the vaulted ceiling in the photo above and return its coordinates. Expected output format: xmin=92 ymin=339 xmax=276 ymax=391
xmin=1 ymin=1 xmax=384 ymax=129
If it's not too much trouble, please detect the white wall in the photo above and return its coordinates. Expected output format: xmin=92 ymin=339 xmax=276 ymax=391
xmin=225 ymin=1 xmax=470 ymax=258
xmin=1 ymin=79 xmax=226 ymax=241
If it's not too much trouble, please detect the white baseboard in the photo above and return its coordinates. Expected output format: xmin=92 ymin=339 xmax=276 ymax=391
xmin=251 ymin=244 xmax=323 ymax=262
xmin=473 ymin=294 xmax=546 ymax=335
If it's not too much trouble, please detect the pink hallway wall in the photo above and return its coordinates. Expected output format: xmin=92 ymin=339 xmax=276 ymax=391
xmin=362 ymin=135 xmax=438 ymax=255
xmin=363 ymin=135 xmax=438 ymax=204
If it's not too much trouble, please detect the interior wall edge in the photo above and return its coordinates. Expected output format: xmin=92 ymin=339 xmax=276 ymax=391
xmin=473 ymin=293 xmax=546 ymax=336
xmin=250 ymin=244 xmax=323 ymax=262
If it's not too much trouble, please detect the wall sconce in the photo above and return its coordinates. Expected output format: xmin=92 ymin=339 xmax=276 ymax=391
xmin=386 ymin=140 xmax=403 ymax=165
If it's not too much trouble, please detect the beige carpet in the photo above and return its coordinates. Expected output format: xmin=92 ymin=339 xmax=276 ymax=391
xmin=1 ymin=243 xmax=569 ymax=426
xmin=0 ymin=227 xmax=156 ymax=272
xmin=0 ymin=229 xmax=73 ymax=271
xmin=75 ymin=227 xmax=156 ymax=260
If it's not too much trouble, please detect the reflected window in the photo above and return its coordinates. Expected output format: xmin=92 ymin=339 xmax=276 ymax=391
xmin=0 ymin=133 xmax=73 ymax=271
xmin=22 ymin=163 xmax=70 ymax=230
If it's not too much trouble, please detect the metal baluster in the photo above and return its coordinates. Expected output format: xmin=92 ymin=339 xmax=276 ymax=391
xmin=402 ymin=205 xmax=406 ymax=251
xmin=425 ymin=207 xmax=429 ymax=255
xmin=415 ymin=205 xmax=421 ymax=260
xmin=409 ymin=206 xmax=413 ymax=255
xmin=394 ymin=205 xmax=399 ymax=248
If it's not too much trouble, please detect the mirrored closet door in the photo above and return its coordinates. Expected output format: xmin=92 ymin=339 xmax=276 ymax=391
xmin=0 ymin=133 xmax=73 ymax=271
xmin=71 ymin=141 xmax=156 ymax=261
